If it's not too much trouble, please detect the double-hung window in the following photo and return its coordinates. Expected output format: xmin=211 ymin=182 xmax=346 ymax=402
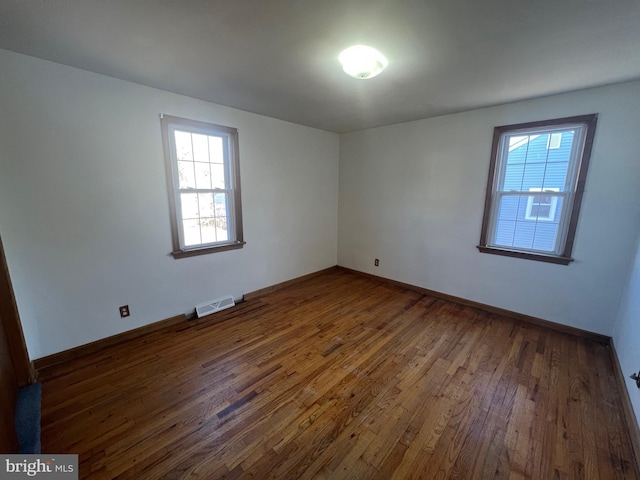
xmin=161 ymin=115 xmax=244 ymax=258
xmin=478 ymin=114 xmax=597 ymax=265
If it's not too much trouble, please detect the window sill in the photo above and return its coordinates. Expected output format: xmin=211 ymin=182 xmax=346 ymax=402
xmin=476 ymin=245 xmax=573 ymax=265
xmin=171 ymin=241 xmax=246 ymax=259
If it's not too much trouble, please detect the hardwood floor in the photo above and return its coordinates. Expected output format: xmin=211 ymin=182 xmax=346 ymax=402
xmin=40 ymin=269 xmax=638 ymax=479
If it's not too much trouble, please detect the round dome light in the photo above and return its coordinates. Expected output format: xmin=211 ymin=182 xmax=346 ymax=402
xmin=338 ymin=45 xmax=388 ymax=80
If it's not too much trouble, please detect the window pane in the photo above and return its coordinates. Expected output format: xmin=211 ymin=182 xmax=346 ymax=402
xmin=180 ymin=193 xmax=199 ymax=220
xmin=531 ymin=204 xmax=551 ymax=218
xmin=200 ymin=218 xmax=216 ymax=244
xmin=548 ymin=133 xmax=562 ymax=149
xmin=209 ymin=136 xmax=224 ymax=163
xmin=512 ymin=222 xmax=535 ymax=249
xmin=175 ymin=131 xmax=193 ymax=161
xmin=548 ymin=131 xmax=574 ymax=162
xmin=214 ymin=192 xmax=227 ymax=206
xmin=521 ymin=163 xmax=545 ymax=190
xmin=494 ymin=219 xmax=516 ymax=246
xmin=503 ymin=163 xmax=524 ymax=191
xmin=516 ymin=197 xmax=529 ymax=218
xmin=199 ymin=193 xmax=214 ymax=218
xmin=497 ymin=196 xmax=519 ymax=222
xmin=507 ymin=136 xmax=530 ymax=160
xmin=216 ymin=222 xmax=229 ymax=242
xmin=194 ymin=162 xmax=211 ymax=189
xmin=178 ymin=161 xmax=195 ymax=189
xmin=493 ymin=195 xmax=563 ymax=251
xmin=526 ymin=192 xmax=560 ymax=222
xmin=192 ymin=134 xmax=209 ymax=162
xmin=524 ymin=136 xmax=549 ymax=164
xmin=532 ymin=222 xmax=559 ymax=251
xmin=542 ymin=162 xmax=569 ymax=190
xmin=214 ymin=193 xmax=229 ymax=234
xmin=182 ymin=219 xmax=201 ymax=246
xmin=211 ymin=164 xmax=225 ymax=189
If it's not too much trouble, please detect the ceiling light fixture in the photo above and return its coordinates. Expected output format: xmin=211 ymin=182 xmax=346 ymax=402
xmin=338 ymin=45 xmax=388 ymax=80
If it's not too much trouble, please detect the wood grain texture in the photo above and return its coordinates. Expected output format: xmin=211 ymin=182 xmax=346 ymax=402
xmin=0 ymin=235 xmax=35 ymax=386
xmin=243 ymin=266 xmax=338 ymax=301
xmin=34 ymin=313 xmax=187 ymax=378
xmin=609 ymin=339 xmax=640 ymax=470
xmin=40 ymin=269 xmax=637 ymax=479
xmin=339 ymin=266 xmax=610 ymax=344
xmin=0 ymin=308 xmax=19 ymax=453
xmin=0 ymin=235 xmax=34 ymax=452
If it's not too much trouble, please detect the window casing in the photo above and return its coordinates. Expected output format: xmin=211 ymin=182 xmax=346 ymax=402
xmin=478 ymin=114 xmax=597 ymax=265
xmin=161 ymin=115 xmax=244 ymax=258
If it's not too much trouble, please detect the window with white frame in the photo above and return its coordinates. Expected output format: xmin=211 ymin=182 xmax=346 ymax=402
xmin=161 ymin=115 xmax=244 ymax=258
xmin=524 ymin=188 xmax=559 ymax=222
xmin=478 ymin=114 xmax=597 ymax=265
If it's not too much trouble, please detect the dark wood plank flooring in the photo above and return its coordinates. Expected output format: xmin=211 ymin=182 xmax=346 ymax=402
xmin=40 ymin=269 xmax=637 ymax=479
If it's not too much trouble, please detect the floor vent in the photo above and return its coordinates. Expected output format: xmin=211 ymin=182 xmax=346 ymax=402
xmin=195 ymin=295 xmax=235 ymax=318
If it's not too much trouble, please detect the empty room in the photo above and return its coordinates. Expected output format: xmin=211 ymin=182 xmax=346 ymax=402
xmin=1 ymin=1 xmax=640 ymax=478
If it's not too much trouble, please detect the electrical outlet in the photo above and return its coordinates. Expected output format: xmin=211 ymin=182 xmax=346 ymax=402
xmin=374 ymin=258 xmax=379 ymax=267
xmin=119 ymin=305 xmax=130 ymax=318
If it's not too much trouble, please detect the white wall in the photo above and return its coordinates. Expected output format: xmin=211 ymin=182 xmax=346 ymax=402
xmin=0 ymin=50 xmax=339 ymax=360
xmin=3 ymin=47 xmax=639 ymax=361
xmin=613 ymin=234 xmax=640 ymax=426
xmin=338 ymin=81 xmax=640 ymax=335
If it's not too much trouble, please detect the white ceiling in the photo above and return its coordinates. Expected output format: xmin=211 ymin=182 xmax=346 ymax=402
xmin=1 ymin=0 xmax=639 ymax=133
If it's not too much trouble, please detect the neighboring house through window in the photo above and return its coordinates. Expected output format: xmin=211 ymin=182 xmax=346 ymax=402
xmin=478 ymin=114 xmax=597 ymax=265
xmin=524 ymin=188 xmax=559 ymax=222
xmin=161 ymin=114 xmax=244 ymax=258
